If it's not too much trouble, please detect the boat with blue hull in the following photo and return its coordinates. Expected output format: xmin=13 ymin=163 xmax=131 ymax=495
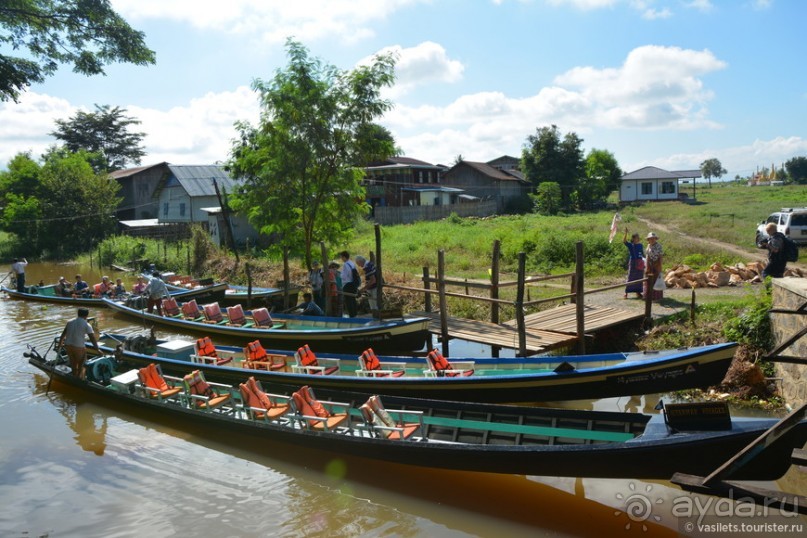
xmin=92 ymin=332 xmax=738 ymax=403
xmin=1 ymin=281 xmax=228 ymax=307
xmin=26 ymin=345 xmax=807 ymax=479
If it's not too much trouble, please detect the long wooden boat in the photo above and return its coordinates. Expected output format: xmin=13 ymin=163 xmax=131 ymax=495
xmin=1 ymin=282 xmax=228 ymax=307
xmin=102 ymin=297 xmax=431 ymax=353
xmin=27 ymin=346 xmax=807 ymax=479
xmin=92 ymin=332 xmax=737 ymax=403
xmin=155 ymin=272 xmax=299 ymax=308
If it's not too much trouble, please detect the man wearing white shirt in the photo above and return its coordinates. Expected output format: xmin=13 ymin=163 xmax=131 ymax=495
xmin=11 ymin=257 xmax=28 ymax=292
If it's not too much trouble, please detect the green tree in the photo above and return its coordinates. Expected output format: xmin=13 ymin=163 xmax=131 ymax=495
xmin=785 ymin=156 xmax=807 ymax=185
xmin=0 ymin=150 xmax=120 ymax=257
xmin=531 ymin=181 xmax=562 ymax=215
xmin=227 ymin=39 xmax=396 ymax=266
xmin=352 ymin=123 xmax=400 ymax=166
xmin=521 ymin=125 xmax=584 ymax=210
xmin=575 ymin=149 xmax=622 ymax=209
xmin=51 ymin=104 xmax=146 ymax=172
xmin=0 ymin=0 xmax=155 ymax=102
xmin=700 ymin=157 xmax=727 ymax=188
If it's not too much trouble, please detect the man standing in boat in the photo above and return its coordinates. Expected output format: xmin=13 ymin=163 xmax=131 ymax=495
xmin=58 ymin=307 xmax=101 ymax=380
xmin=11 ymin=257 xmax=28 ymax=292
xmin=144 ymin=272 xmax=169 ymax=316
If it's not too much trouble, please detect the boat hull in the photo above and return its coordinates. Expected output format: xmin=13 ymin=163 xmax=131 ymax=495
xmin=102 ymin=297 xmax=431 ymax=353
xmin=94 ymin=335 xmax=737 ymax=403
xmin=28 ymin=354 xmax=807 ymax=480
xmin=1 ymin=283 xmax=228 ymax=307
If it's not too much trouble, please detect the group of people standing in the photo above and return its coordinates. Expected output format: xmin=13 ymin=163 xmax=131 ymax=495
xmin=622 ymin=229 xmax=664 ymax=301
xmin=307 ymin=250 xmax=378 ymax=318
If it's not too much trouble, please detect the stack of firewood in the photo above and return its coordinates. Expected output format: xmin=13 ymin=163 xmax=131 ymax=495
xmin=663 ymin=261 xmax=804 ymax=289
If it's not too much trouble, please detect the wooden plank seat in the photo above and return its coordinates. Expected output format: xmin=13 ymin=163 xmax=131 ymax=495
xmin=226 ymin=304 xmax=254 ymax=327
xmin=290 ymin=385 xmax=349 ymax=432
xmin=191 ymin=336 xmax=235 ymax=366
xmin=180 ymin=299 xmax=205 ymax=321
xmin=357 ymin=395 xmax=423 ymax=440
xmin=251 ymin=307 xmax=284 ymax=329
xmin=137 ymin=363 xmax=183 ymax=401
xmin=242 ymin=340 xmax=286 ymax=371
xmin=182 ymin=370 xmax=233 ymax=412
xmin=424 ymin=348 xmax=474 ymax=378
xmin=238 ymin=376 xmax=291 ymax=422
xmin=291 ymin=344 xmax=340 ymax=375
xmin=162 ymin=297 xmax=182 ymax=317
xmin=356 ymin=348 xmax=406 ymax=378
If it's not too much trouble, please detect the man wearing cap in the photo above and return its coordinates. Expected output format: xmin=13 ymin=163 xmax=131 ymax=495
xmin=58 ymin=307 xmax=101 ymax=379
xmin=55 ymin=276 xmax=72 ymax=297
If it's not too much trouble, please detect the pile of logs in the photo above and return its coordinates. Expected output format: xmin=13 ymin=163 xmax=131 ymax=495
xmin=664 ymin=261 xmax=805 ymax=289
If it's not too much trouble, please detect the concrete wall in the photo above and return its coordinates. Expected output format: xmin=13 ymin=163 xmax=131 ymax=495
xmin=770 ymin=278 xmax=807 ymax=407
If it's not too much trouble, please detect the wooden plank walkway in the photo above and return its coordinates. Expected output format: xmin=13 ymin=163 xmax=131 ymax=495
xmin=503 ymin=303 xmax=645 ymax=334
xmin=413 ymin=303 xmax=644 ymax=353
xmin=411 ymin=311 xmax=575 ymax=353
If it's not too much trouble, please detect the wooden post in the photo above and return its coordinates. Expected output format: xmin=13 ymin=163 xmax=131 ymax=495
xmin=374 ymin=223 xmax=383 ymax=317
xmin=423 ymin=266 xmax=432 ymax=312
xmin=320 ymin=242 xmax=331 ymax=316
xmin=516 ymin=252 xmax=527 ymax=357
xmin=282 ymin=248 xmax=290 ymax=310
xmin=245 ymin=263 xmax=253 ymax=309
xmin=644 ymin=274 xmax=653 ymax=322
xmin=490 ymin=240 xmax=500 ymax=324
xmin=690 ymin=289 xmax=696 ymax=326
xmin=575 ymin=241 xmax=585 ymax=355
xmin=438 ymin=250 xmax=449 ymax=357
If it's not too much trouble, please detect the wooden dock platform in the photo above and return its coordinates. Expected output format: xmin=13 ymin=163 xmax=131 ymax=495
xmin=413 ymin=303 xmax=644 ymax=354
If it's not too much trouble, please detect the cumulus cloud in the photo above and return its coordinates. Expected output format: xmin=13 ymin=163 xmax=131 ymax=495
xmin=113 ymin=0 xmax=425 ymax=44
xmin=0 ymin=92 xmax=75 ymax=164
xmin=368 ymin=42 xmax=464 ymax=98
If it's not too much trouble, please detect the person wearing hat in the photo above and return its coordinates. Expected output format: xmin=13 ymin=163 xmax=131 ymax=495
xmin=644 ymin=232 xmax=664 ymax=301
xmin=308 ymin=260 xmax=325 ymax=311
xmin=55 ymin=276 xmax=72 ymax=297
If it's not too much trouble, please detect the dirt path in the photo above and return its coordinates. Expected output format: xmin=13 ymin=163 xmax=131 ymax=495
xmin=636 ymin=217 xmax=763 ymax=261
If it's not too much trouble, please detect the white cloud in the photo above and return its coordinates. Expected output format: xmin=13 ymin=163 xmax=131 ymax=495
xmin=0 ymin=92 xmax=76 ymax=164
xmin=369 ymin=42 xmax=464 ymax=98
xmin=113 ymin=0 xmax=425 ymax=44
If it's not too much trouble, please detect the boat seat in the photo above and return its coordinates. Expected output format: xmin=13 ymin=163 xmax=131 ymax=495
xmin=238 ymin=376 xmax=291 ymax=422
xmin=251 ymin=307 xmax=284 ymax=328
xmin=137 ymin=363 xmax=182 ymax=401
xmin=226 ymin=304 xmax=254 ymax=327
xmin=182 ymin=370 xmax=233 ymax=412
xmin=243 ymin=340 xmax=286 ymax=371
xmin=424 ymin=349 xmax=474 ymax=378
xmin=290 ymin=385 xmax=349 ymax=431
xmin=181 ymin=299 xmax=204 ymax=321
xmin=291 ymin=344 xmax=340 ymax=375
xmin=358 ymin=395 xmax=423 ymax=440
xmin=202 ymin=302 xmax=227 ymax=324
xmin=356 ymin=348 xmax=406 ymax=378
xmin=191 ymin=336 xmax=235 ymax=366
xmin=162 ymin=297 xmax=181 ymax=317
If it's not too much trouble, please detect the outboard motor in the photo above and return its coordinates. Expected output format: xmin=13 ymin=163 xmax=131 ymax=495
xmin=85 ymin=355 xmax=117 ymax=385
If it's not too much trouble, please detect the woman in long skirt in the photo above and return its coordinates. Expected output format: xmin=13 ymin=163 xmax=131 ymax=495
xmin=644 ymin=232 xmax=664 ymax=301
xmin=623 ymin=229 xmax=644 ymax=299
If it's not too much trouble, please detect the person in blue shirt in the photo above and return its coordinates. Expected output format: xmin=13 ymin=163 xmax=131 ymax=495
xmin=73 ymin=274 xmax=90 ymax=297
xmin=295 ymin=292 xmax=324 ymax=316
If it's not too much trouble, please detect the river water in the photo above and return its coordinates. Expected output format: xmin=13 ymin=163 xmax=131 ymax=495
xmin=1 ymin=263 xmax=804 ymax=537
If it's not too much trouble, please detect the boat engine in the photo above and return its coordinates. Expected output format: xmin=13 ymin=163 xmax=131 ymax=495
xmin=86 ymin=356 xmax=117 ymax=385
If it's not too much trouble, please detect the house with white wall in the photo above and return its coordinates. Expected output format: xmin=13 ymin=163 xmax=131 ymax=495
xmin=619 ymin=166 xmax=701 ymax=202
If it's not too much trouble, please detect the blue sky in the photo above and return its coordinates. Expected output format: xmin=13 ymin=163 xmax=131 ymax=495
xmin=1 ymin=0 xmax=805 ymax=180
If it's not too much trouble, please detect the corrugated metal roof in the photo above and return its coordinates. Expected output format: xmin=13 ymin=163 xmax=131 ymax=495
xmin=166 ymin=165 xmax=237 ymax=197
xmin=621 ymin=166 xmax=701 ymax=181
xmin=454 ymin=161 xmax=529 ymax=183
xmin=109 ymin=162 xmax=168 ymax=179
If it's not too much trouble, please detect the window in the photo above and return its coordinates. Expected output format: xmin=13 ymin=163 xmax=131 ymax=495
xmin=419 ymin=171 xmax=424 ymax=183
xmin=641 ymin=182 xmax=653 ymax=195
xmin=179 ymin=203 xmax=186 ymax=217
xmin=661 ymin=181 xmax=676 ymax=194
xmin=163 ymin=202 xmax=169 ymax=216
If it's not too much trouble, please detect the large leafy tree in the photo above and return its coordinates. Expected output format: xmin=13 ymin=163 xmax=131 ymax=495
xmin=577 ymin=148 xmax=622 ymax=209
xmin=51 ymin=104 xmax=146 ymax=172
xmin=700 ymin=157 xmax=726 ymax=188
xmin=521 ymin=125 xmax=584 ymax=210
xmin=0 ymin=0 xmax=155 ymax=102
xmin=0 ymin=150 xmax=120 ymax=257
xmin=227 ymin=39 xmax=396 ymax=266
xmin=785 ymin=156 xmax=807 ymax=185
